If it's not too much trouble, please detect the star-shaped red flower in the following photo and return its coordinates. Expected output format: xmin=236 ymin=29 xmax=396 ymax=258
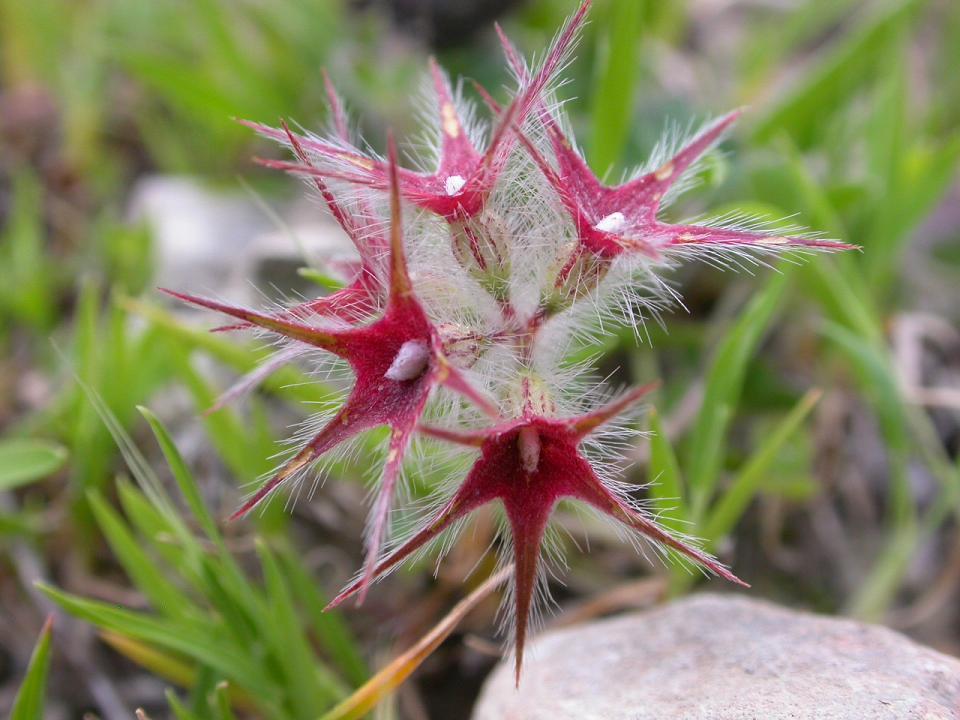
xmin=164 ymin=136 xmax=497 ymax=597
xmin=494 ymin=28 xmax=857 ymax=283
xmin=328 ymin=382 xmax=746 ymax=682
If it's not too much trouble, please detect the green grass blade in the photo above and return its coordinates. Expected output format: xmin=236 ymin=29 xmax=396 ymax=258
xmin=0 ymin=439 xmax=67 ymax=491
xmin=256 ymin=539 xmax=348 ymax=716
xmin=166 ymin=690 xmax=205 ymax=720
xmin=687 ymin=272 xmax=789 ymax=522
xmin=138 ymin=405 xmax=221 ymax=541
xmin=752 ymin=0 xmax=918 ymax=147
xmin=87 ymin=490 xmax=195 ymax=617
xmin=37 ymin=583 xmax=281 ymax=703
xmin=646 ymin=408 xmax=686 ymax=531
xmin=213 ymin=681 xmax=240 ymax=720
xmin=115 ymin=481 xmax=203 ymax=588
xmin=278 ymin=544 xmax=368 ymax=687
xmin=868 ymin=132 xmax=960 ymax=291
xmin=703 ymin=388 xmax=822 ymax=544
xmin=589 ymin=0 xmax=644 ymax=175
xmin=10 ymin=617 xmax=53 ymax=720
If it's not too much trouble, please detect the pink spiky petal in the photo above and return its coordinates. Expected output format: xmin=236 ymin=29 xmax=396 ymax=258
xmin=215 ymin=117 xmax=387 ymax=341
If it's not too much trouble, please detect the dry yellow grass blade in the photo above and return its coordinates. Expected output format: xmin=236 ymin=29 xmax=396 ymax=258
xmin=319 ymin=566 xmax=512 ymax=720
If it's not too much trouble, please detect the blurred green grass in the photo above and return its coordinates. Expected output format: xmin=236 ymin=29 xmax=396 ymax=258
xmin=2 ymin=0 xmax=960 ymax=718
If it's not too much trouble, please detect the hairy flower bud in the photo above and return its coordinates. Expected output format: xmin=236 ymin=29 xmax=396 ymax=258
xmin=450 ymin=212 xmax=513 ymax=303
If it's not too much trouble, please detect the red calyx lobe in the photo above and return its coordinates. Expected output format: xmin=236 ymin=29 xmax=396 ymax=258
xmin=162 ymin=134 xmax=496 ymax=599
xmin=495 ymin=14 xmax=859 ymax=268
xmin=520 ymin=110 xmax=858 ymax=264
xmin=327 ymin=382 xmax=746 ymax=683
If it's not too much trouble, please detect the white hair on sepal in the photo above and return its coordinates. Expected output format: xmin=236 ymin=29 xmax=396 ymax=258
xmin=231 ymin=396 xmax=368 ymax=519
xmin=335 ymin=511 xmax=474 ymax=598
xmin=567 ymin=484 xmax=719 ymax=584
xmin=611 ymin=257 xmax=687 ymax=339
xmin=407 ymin=66 xmax=489 ymax=174
xmin=580 ymin=397 xmax=650 ymax=462
xmin=464 ymin=340 xmax=520 ymax=411
xmin=529 ymin=312 xmax=595 ymax=390
xmin=660 ymin=211 xmax=844 ymax=271
xmin=551 ymin=250 xmax=686 ymax=347
xmin=208 ymin=343 xmax=312 ymax=413
xmin=526 ymin=255 xmax=671 ymax=364
xmin=631 ymin=114 xmax=731 ymax=210
xmin=421 ymin=378 xmax=496 ymax=439
xmin=278 ymin=122 xmax=386 ymax=189
xmin=508 ymin=3 xmax=588 ymax=114
xmin=412 ymin=252 xmax=504 ymax=340
xmin=278 ymin=172 xmax=394 ymax=293
xmin=400 ymin=207 xmax=506 ymax=336
xmin=405 ymin=429 xmax=474 ymax=488
xmin=334 ymin=439 xmax=484 ymax=595
xmin=492 ymin=155 xmax=577 ymax=323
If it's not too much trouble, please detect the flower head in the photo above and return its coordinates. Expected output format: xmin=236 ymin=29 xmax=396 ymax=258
xmin=167 ymin=0 xmax=855 ymax=679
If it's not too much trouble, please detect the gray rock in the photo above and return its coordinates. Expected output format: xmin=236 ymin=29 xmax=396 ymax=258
xmin=473 ymin=593 xmax=960 ymax=720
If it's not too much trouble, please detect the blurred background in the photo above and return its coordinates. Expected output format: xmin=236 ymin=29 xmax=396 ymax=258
xmin=1 ymin=0 xmax=958 ymax=718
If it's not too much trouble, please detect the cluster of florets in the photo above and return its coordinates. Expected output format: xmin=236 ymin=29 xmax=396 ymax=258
xmin=166 ymin=0 xmax=852 ymax=681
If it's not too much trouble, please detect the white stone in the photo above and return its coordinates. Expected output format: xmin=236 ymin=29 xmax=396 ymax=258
xmin=473 ymin=593 xmax=960 ymax=720
xmin=127 ymin=175 xmax=359 ymax=305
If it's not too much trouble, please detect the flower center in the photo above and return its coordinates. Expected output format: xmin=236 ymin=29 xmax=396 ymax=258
xmin=518 ymin=426 xmax=541 ymax=474
xmin=445 ymin=174 xmax=466 ymax=196
xmin=594 ymin=211 xmax=626 ymax=234
xmin=385 ymin=340 xmax=431 ymax=382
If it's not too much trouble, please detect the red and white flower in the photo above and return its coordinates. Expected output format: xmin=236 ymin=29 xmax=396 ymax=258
xmin=166 ymin=0 xmax=855 ymax=678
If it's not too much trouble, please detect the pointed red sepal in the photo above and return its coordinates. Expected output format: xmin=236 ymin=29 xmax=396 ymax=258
xmin=244 ymin=3 xmax=592 ymax=226
xmin=428 ymin=57 xmax=482 ymax=176
xmin=242 ymin=119 xmax=386 ymax=186
xmin=159 ymin=289 xmax=348 ymax=354
xmin=281 ymin=119 xmax=388 ymax=265
xmin=209 ymin=277 xmax=379 ymax=336
xmin=568 ymin=381 xmax=660 ymax=439
xmin=417 ymin=423 xmax=490 ymax=447
xmin=614 ymin=112 xmax=743 ymax=219
xmin=384 ymin=132 xmax=415 ymax=305
xmin=321 ymin=68 xmax=350 ymax=142
xmin=228 ymin=397 xmax=381 ymax=520
xmin=205 ymin=345 xmax=304 ymax=416
xmin=326 ymin=382 xmax=744 ymax=681
xmin=653 ymin=222 xmax=861 ymax=254
xmin=168 ymin=136 xmax=495 ymax=563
